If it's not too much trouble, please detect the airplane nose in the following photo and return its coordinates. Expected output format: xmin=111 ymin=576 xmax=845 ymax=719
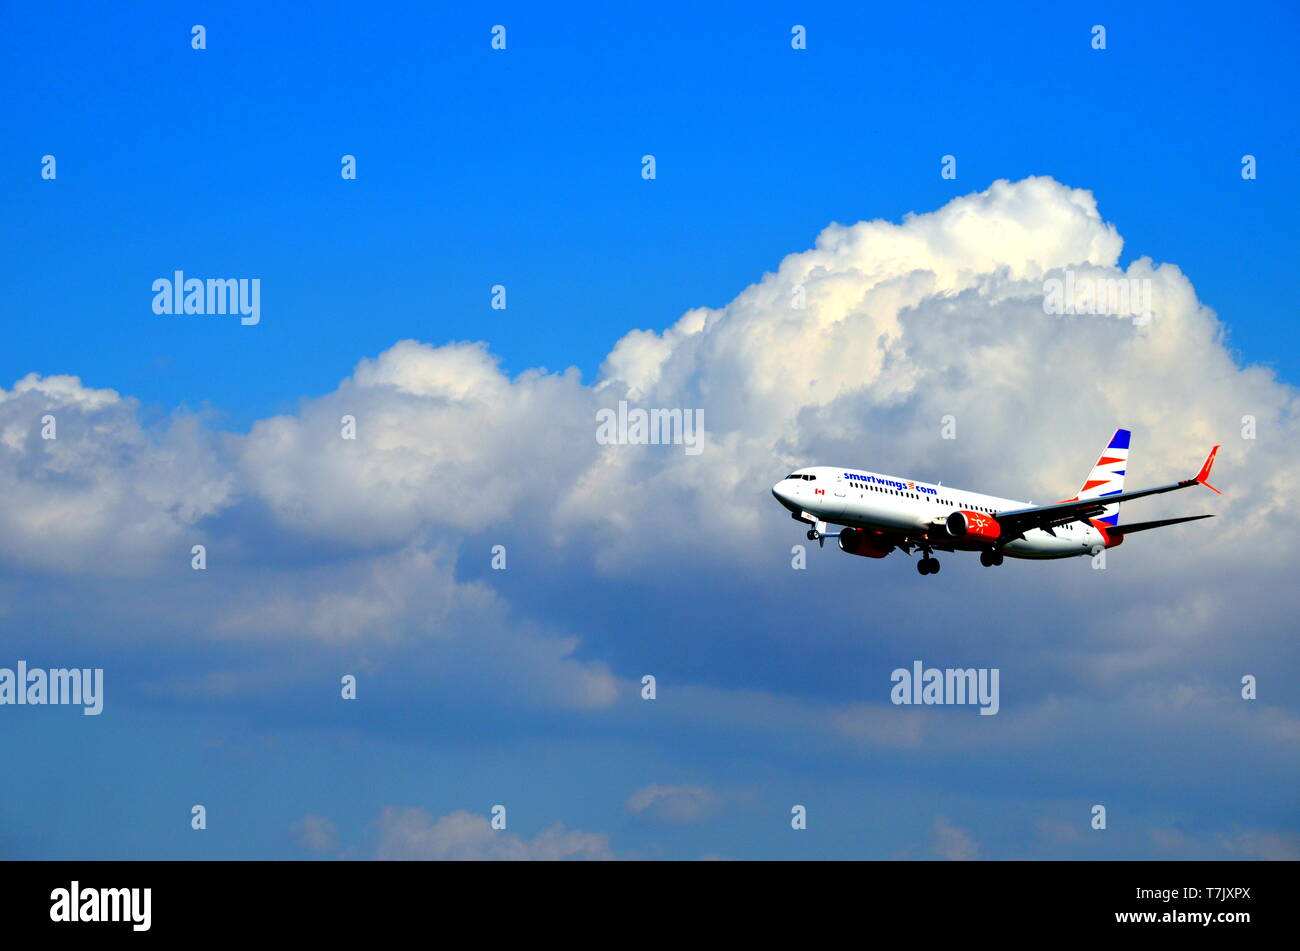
xmin=772 ymin=481 xmax=792 ymax=505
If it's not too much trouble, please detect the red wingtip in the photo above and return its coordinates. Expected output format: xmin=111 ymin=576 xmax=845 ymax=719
xmin=1196 ymin=445 xmax=1223 ymax=494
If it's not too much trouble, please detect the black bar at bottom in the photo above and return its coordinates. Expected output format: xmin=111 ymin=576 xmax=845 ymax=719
xmin=0 ymin=859 xmax=1281 ymax=938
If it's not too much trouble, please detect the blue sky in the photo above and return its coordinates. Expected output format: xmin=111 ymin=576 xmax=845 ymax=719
xmin=4 ymin=1 xmax=1298 ymax=426
xmin=0 ymin=1 xmax=1297 ymax=860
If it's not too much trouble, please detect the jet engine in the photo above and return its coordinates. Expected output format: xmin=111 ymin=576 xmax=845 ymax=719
xmin=838 ymin=527 xmax=895 ymax=558
xmin=945 ymin=510 xmax=1001 ymax=541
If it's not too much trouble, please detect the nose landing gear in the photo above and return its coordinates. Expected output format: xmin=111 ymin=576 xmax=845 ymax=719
xmin=915 ymin=540 xmax=940 ymax=575
xmin=806 ymin=520 xmax=837 ymax=548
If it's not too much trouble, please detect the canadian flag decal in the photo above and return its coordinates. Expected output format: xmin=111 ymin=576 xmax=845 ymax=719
xmin=814 ymin=488 xmax=825 ymax=495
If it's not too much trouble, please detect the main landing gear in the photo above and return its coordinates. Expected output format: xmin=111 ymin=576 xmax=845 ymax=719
xmin=979 ymin=550 xmax=1004 ymax=567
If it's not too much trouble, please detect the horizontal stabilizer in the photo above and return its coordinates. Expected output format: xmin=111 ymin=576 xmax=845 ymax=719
xmin=1112 ymin=514 xmax=1214 ymax=536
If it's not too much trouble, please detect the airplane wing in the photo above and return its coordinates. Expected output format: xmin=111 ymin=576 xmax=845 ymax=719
xmin=993 ymin=445 xmax=1221 ymax=538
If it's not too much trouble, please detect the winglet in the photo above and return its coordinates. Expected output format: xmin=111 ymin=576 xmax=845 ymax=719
xmin=1195 ymin=445 xmax=1223 ymax=494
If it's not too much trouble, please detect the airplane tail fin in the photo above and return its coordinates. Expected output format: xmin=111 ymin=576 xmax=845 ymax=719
xmin=1078 ymin=428 xmax=1129 ymax=526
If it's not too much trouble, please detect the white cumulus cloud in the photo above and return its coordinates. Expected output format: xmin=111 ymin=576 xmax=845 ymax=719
xmin=374 ymin=807 xmax=613 ymax=860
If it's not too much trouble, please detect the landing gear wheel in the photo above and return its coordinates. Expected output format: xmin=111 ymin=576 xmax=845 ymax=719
xmin=917 ymin=557 xmax=940 ymax=575
xmin=992 ymin=552 xmax=1003 ymax=566
xmin=806 ymin=529 xmax=818 ymax=541
xmin=980 ymin=550 xmax=1004 ymax=567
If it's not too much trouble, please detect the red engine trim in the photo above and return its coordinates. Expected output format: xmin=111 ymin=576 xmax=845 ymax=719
xmin=839 ymin=527 xmax=894 ymax=558
xmin=945 ymin=510 xmax=1001 ymax=541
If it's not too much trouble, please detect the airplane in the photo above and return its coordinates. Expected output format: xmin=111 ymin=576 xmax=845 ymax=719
xmin=770 ymin=429 xmax=1221 ymax=576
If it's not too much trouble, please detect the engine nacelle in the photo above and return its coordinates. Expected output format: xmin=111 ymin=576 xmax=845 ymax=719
xmin=945 ymin=510 xmax=1001 ymax=541
xmin=839 ymin=527 xmax=895 ymax=559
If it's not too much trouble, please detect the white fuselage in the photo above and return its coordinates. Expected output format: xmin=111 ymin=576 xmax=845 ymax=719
xmin=771 ymin=466 xmax=1103 ymax=559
